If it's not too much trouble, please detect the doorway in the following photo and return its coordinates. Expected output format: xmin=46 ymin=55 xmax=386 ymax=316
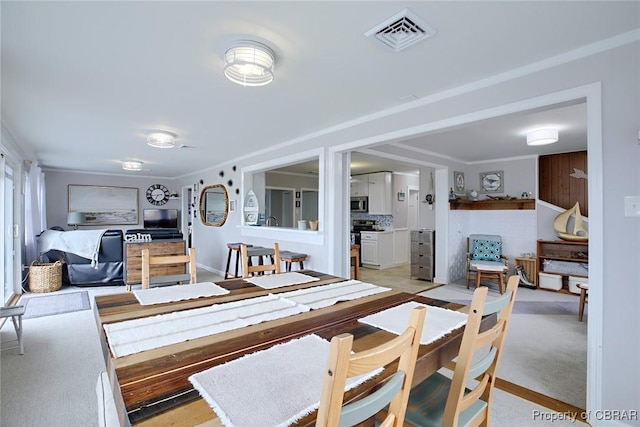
xmin=338 ymin=89 xmax=599 ymax=412
xmin=1 ymin=156 xmax=15 ymax=304
xmin=265 ymin=187 xmax=294 ymax=227
xmin=407 ymin=185 xmax=419 ymax=231
xmin=301 ymin=189 xmax=319 ymax=222
xmin=181 ymin=185 xmax=193 ymax=247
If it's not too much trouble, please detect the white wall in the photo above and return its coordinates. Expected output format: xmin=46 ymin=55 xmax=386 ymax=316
xmin=448 ymin=209 xmax=538 ymax=282
xmin=175 ymin=39 xmax=639 ymax=418
xmin=467 ymin=157 xmax=537 ymax=198
xmin=44 ymin=170 xmax=181 ymax=232
xmin=390 ymin=172 xmax=419 ymax=229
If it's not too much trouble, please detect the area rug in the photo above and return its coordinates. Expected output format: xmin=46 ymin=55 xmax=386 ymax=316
xmin=447 ymin=300 xmax=579 ymax=315
xmin=23 ymin=291 xmax=91 ymax=319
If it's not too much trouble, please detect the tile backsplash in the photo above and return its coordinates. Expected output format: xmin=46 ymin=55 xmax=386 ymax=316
xmin=351 ymin=213 xmax=394 ymax=229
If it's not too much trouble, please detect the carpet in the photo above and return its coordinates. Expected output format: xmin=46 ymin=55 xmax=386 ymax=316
xmin=23 ymin=291 xmax=91 ymax=319
xmin=447 ymin=300 xmax=579 ymax=315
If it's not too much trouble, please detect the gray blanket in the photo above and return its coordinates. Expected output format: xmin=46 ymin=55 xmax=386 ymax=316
xmin=39 ymin=229 xmax=107 ymax=267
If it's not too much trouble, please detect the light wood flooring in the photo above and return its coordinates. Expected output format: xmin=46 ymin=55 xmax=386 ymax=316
xmin=357 ymin=264 xmax=440 ymax=294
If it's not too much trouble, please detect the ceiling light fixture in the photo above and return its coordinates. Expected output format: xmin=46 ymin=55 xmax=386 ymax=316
xmin=122 ymin=160 xmax=144 ymax=171
xmin=224 ymin=41 xmax=275 ymax=87
xmin=526 ymin=128 xmax=559 ymax=146
xmin=147 ymin=132 xmax=176 ymax=149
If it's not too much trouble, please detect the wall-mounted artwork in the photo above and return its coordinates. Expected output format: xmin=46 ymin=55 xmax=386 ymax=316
xmin=397 ymin=192 xmax=406 ymax=201
xmin=480 ymin=171 xmax=504 ymax=193
xmin=68 ymin=185 xmax=138 ymax=225
xmin=454 ymin=171 xmax=465 ymax=193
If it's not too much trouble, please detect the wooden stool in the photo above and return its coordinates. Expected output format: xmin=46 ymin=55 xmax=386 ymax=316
xmin=280 ymin=251 xmax=308 ymax=272
xmin=577 ymin=283 xmax=589 ymax=321
xmin=350 ymin=244 xmax=360 ymax=280
xmin=0 ymin=305 xmax=25 ymax=355
xmin=471 ymin=265 xmax=507 ymax=294
xmin=225 ymin=242 xmax=252 ymax=279
xmin=244 ymin=246 xmax=277 ymax=276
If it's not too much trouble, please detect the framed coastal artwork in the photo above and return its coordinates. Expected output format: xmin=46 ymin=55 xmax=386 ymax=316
xmin=68 ymin=185 xmax=139 ymax=225
xmin=479 ymin=171 xmax=504 ymax=193
xmin=453 ymin=171 xmax=465 ymax=193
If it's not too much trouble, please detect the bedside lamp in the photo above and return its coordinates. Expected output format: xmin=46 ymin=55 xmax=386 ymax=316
xmin=67 ymin=212 xmax=85 ymax=230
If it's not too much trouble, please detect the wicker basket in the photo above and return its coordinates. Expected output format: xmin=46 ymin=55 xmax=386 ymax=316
xmin=29 ymin=260 xmax=63 ymax=293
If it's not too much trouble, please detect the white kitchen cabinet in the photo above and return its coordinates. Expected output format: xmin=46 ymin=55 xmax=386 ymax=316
xmin=350 ymin=176 xmax=369 ymax=197
xmin=367 ymin=172 xmax=392 ymax=215
xmin=360 ymin=231 xmax=394 ymax=269
xmin=393 ymin=228 xmax=410 ymax=266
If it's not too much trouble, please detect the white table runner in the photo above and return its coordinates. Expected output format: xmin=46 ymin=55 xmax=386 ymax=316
xmin=277 ymin=280 xmax=391 ymax=310
xmin=104 ymin=294 xmax=309 ymax=357
xmin=133 ymin=282 xmax=230 ymax=305
xmin=106 ymin=280 xmax=392 ymax=358
xmin=189 ymin=334 xmax=382 ymax=427
xmin=242 ymin=272 xmax=319 ymax=289
xmin=359 ymin=302 xmax=468 ymax=345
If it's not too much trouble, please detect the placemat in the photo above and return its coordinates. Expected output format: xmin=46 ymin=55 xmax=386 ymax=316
xmin=133 ymin=282 xmax=230 ymax=305
xmin=277 ymin=280 xmax=391 ymax=310
xmin=359 ymin=301 xmax=468 ymax=345
xmin=104 ymin=294 xmax=309 ymax=357
xmin=189 ymin=334 xmax=382 ymax=427
xmin=242 ymin=272 xmax=319 ymax=289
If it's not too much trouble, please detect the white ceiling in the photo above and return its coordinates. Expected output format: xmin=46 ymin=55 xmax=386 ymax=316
xmin=2 ymin=2 xmax=637 ymax=178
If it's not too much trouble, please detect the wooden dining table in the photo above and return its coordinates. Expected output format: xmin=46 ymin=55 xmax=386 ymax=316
xmin=93 ymin=271 xmax=476 ymax=427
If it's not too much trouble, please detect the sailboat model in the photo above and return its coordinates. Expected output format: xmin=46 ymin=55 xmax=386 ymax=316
xmin=553 ymin=201 xmax=588 ymax=241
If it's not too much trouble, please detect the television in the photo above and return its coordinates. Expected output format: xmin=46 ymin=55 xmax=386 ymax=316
xmin=143 ymin=209 xmax=178 ymax=229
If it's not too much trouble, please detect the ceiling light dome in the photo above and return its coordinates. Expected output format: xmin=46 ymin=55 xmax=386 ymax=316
xmin=147 ymin=132 xmax=175 ymax=148
xmin=224 ymin=41 xmax=275 ymax=87
xmin=526 ymin=129 xmax=559 ymax=146
xmin=122 ymin=160 xmax=143 ymax=171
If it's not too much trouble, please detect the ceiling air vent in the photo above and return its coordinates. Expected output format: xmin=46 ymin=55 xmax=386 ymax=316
xmin=365 ymin=8 xmax=437 ymax=52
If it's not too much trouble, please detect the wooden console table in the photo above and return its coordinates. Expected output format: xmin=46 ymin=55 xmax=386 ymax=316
xmin=124 ymin=240 xmax=186 ymax=285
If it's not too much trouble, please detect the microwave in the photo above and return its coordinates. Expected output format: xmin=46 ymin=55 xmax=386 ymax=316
xmin=350 ymin=196 xmax=369 ymax=213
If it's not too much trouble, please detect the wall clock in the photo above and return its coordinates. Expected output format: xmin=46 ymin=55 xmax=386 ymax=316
xmin=146 ymin=184 xmax=170 ymax=205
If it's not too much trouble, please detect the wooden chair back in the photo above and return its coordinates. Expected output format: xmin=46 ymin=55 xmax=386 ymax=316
xmin=241 ymin=243 xmax=281 ymax=278
xmin=140 ymin=247 xmax=197 ymax=290
xmin=316 ymin=306 xmax=426 ymax=427
xmin=441 ymin=275 xmax=519 ymax=426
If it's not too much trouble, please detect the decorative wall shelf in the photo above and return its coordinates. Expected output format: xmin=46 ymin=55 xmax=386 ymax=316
xmin=449 ymin=198 xmax=535 ymax=210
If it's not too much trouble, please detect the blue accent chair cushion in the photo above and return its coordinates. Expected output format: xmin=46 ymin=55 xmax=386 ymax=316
xmin=472 ymin=239 xmax=502 ymax=261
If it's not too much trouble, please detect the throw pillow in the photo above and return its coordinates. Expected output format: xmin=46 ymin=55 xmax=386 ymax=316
xmin=472 ymin=239 xmax=502 ymax=261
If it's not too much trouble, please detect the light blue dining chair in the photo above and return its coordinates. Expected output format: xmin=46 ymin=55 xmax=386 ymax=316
xmin=404 ymin=275 xmax=519 ymax=427
xmin=316 ymin=306 xmax=426 ymax=427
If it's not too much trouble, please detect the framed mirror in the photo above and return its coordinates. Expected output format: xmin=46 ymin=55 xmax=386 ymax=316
xmin=199 ymin=184 xmax=229 ymax=226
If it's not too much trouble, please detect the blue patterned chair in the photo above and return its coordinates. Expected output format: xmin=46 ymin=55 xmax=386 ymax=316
xmin=465 ymin=234 xmax=509 ymax=291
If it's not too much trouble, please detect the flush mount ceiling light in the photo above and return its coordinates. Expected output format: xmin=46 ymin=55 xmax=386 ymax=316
xmin=526 ymin=128 xmax=559 ymax=146
xmin=224 ymin=41 xmax=275 ymax=87
xmin=147 ymin=132 xmax=176 ymax=149
xmin=122 ymin=160 xmax=144 ymax=171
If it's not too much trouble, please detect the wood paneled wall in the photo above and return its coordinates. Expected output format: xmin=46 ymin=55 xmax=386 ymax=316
xmin=539 ymin=151 xmax=588 ymax=217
